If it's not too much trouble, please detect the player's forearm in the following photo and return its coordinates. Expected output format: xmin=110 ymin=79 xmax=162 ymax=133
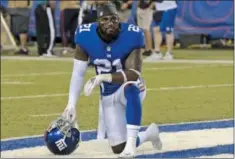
xmin=109 ymin=48 xmax=142 ymax=84
xmin=67 ymin=59 xmax=88 ymax=108
xmin=99 ymin=69 xmax=140 ymax=84
xmin=112 ymin=69 xmax=140 ymax=84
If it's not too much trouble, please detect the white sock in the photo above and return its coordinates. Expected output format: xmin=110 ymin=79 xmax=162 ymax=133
xmin=127 ymin=125 xmax=140 ymax=138
xmin=125 ymin=125 xmax=140 ymax=151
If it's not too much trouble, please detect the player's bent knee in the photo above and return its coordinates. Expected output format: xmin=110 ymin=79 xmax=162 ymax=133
xmin=111 ymin=142 xmax=126 ymax=154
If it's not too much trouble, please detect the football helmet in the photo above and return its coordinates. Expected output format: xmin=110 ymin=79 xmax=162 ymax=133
xmin=44 ymin=116 xmax=80 ymax=155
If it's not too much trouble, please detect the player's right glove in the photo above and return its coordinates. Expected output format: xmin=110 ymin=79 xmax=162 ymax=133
xmin=62 ymin=105 xmax=76 ymax=123
xmin=84 ymin=74 xmax=112 ymax=96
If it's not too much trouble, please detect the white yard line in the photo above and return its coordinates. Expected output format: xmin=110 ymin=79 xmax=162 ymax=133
xmin=145 ymin=64 xmax=231 ymax=70
xmin=1 ymin=64 xmax=231 ymax=78
xmin=155 ymin=84 xmax=234 ymax=91
xmin=1 ymin=56 xmax=233 ymax=64
xmin=1 ymin=93 xmax=68 ymax=100
xmin=1 ymin=79 xmax=34 ymax=85
xmin=1 ymin=81 xmax=34 ymax=85
xmin=29 ymin=113 xmax=61 ymax=117
xmin=1 ymin=56 xmax=73 ymax=62
xmin=1 ymin=84 xmax=233 ymax=101
xmin=2 ymin=72 xmax=70 ymax=77
xmin=145 ymin=59 xmax=233 ymax=64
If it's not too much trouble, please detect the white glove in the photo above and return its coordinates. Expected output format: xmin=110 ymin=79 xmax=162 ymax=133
xmin=84 ymin=74 xmax=112 ymax=96
xmin=62 ymin=105 xmax=76 ymax=123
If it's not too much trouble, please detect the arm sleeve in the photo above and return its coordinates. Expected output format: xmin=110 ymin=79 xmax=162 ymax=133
xmin=74 ymin=27 xmax=80 ymax=45
xmin=67 ymin=59 xmax=88 ymax=107
xmin=136 ymin=30 xmax=145 ymax=49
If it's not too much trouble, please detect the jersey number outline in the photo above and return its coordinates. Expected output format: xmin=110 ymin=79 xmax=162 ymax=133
xmin=79 ymin=24 xmax=92 ymax=33
xmin=94 ymin=59 xmax=123 ymax=74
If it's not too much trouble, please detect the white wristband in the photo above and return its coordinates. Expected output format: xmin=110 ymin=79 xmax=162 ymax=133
xmin=98 ymin=74 xmax=112 ymax=83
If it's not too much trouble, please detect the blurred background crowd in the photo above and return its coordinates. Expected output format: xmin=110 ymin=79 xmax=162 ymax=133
xmin=0 ymin=0 xmax=234 ymax=60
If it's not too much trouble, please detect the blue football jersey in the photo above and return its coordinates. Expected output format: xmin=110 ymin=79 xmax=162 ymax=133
xmin=74 ymin=22 xmax=145 ymax=96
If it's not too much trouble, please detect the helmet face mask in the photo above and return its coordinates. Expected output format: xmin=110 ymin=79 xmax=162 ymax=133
xmin=44 ymin=117 xmax=80 ymax=155
xmin=52 ymin=117 xmax=72 ymax=137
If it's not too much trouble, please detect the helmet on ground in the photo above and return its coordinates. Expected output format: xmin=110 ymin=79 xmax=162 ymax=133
xmin=44 ymin=116 xmax=80 ymax=155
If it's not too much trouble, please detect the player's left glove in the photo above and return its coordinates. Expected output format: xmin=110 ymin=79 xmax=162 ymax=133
xmin=62 ymin=105 xmax=76 ymax=123
xmin=84 ymin=74 xmax=112 ymax=96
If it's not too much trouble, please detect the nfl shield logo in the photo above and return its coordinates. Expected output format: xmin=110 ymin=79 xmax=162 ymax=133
xmin=106 ymin=46 xmax=111 ymax=52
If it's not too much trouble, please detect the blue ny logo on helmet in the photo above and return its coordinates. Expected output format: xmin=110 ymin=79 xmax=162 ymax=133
xmin=44 ymin=117 xmax=80 ymax=155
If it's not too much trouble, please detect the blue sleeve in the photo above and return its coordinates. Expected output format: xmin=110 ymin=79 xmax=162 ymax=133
xmin=135 ymin=30 xmax=145 ymax=49
xmin=74 ymin=27 xmax=82 ymax=45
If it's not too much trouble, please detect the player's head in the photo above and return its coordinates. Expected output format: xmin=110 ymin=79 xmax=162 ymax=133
xmin=44 ymin=117 xmax=80 ymax=155
xmin=97 ymin=2 xmax=120 ymax=37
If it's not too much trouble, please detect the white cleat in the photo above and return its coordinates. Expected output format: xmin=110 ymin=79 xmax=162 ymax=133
xmin=62 ymin=49 xmax=68 ymax=55
xmin=146 ymin=123 xmax=163 ymax=150
xmin=119 ymin=151 xmax=136 ymax=158
xmin=144 ymin=52 xmax=163 ymax=62
xmin=41 ymin=54 xmax=56 ymax=57
xmin=119 ymin=137 xmax=137 ymax=158
xmin=163 ymin=52 xmax=173 ymax=60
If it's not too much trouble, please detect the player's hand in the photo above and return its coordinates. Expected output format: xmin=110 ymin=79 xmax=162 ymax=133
xmin=62 ymin=105 xmax=76 ymax=123
xmin=84 ymin=74 xmax=112 ymax=96
xmin=84 ymin=76 xmax=102 ymax=96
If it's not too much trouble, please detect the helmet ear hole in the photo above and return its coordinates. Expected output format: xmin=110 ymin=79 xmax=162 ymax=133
xmin=44 ymin=117 xmax=80 ymax=155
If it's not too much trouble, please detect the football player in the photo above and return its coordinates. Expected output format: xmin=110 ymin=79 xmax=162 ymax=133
xmin=62 ymin=2 xmax=162 ymax=158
